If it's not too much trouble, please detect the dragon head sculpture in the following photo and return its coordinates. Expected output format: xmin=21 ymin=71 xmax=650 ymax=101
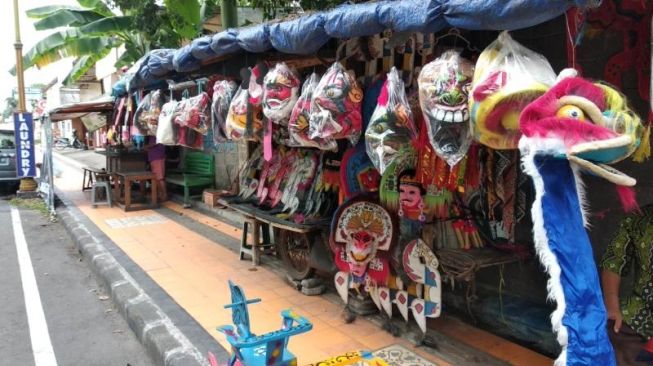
xmin=520 ymin=72 xmax=645 ymax=203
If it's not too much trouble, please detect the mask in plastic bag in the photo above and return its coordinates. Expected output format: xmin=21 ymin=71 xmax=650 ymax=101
xmin=174 ymin=92 xmax=211 ymax=135
xmin=262 ymin=63 xmax=300 ymax=124
xmin=156 ymin=101 xmax=179 ymax=145
xmin=248 ymin=63 xmax=268 ymax=107
xmin=134 ymin=90 xmax=165 ymax=136
xmin=288 ymin=73 xmax=337 ymax=150
xmin=246 ymin=65 xmax=265 ymax=141
xmin=418 ymin=51 xmax=474 ymax=167
xmin=309 ymin=62 xmax=363 ymax=144
xmin=212 ymin=80 xmax=238 ymax=143
xmin=226 ymin=83 xmax=249 ymax=140
xmin=470 ymin=31 xmax=556 ymax=150
xmin=366 ymin=67 xmax=417 ymax=173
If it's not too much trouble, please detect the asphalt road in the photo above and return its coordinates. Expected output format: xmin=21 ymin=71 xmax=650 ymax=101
xmin=0 ymin=198 xmax=154 ymax=366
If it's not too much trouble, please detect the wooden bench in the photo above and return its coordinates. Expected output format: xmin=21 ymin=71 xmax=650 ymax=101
xmin=165 ymin=151 xmax=215 ymax=206
xmin=218 ymin=197 xmax=333 ymax=279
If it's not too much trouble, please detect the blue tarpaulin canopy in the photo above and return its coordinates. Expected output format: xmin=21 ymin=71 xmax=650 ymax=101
xmin=118 ymin=0 xmax=598 ymax=94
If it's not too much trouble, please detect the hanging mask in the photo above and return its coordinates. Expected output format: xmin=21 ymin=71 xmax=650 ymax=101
xmin=330 ymin=197 xmax=396 ymax=283
xmin=262 ymin=63 xmax=300 ymax=124
xmin=366 ymin=67 xmax=417 ymax=173
xmin=226 ymin=71 xmax=251 ymax=141
xmin=470 ymin=31 xmax=556 ymax=150
xmin=310 ymin=62 xmax=363 ymax=145
xmin=248 ymin=62 xmax=268 ymax=106
xmin=341 ymin=144 xmax=380 ymax=199
xmin=418 ymin=51 xmax=474 ymax=166
xmin=288 ymin=73 xmax=337 ymax=150
xmin=212 ymin=80 xmax=238 ymax=143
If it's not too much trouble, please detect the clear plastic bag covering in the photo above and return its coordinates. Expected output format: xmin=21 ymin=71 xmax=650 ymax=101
xmin=288 ymin=73 xmax=337 ymax=150
xmin=469 ymin=31 xmax=556 ymax=150
xmin=366 ymin=67 xmax=417 ymax=173
xmin=245 ymin=65 xmax=266 ymax=141
xmin=134 ymin=90 xmax=165 ymax=136
xmin=177 ymin=126 xmax=204 ymax=149
xmin=226 ymin=85 xmax=249 ymax=141
xmin=418 ymin=51 xmax=474 ymax=166
xmin=156 ymin=101 xmax=179 ymax=145
xmin=212 ymin=80 xmax=238 ymax=143
xmin=174 ymin=92 xmax=211 ymax=135
xmin=262 ymin=63 xmax=300 ymax=124
xmin=309 ymin=62 xmax=363 ymax=145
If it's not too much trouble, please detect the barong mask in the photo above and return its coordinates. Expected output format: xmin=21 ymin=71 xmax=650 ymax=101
xmin=331 ymin=198 xmax=395 ymax=281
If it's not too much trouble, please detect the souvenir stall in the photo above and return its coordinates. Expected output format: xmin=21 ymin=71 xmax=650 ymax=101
xmin=112 ymin=0 xmax=653 ymax=364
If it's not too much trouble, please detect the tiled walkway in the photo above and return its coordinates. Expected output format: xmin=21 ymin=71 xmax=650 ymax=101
xmin=53 ymin=156 xmax=552 ymax=366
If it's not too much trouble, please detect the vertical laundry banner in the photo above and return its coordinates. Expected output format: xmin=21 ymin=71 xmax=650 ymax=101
xmin=13 ymin=112 xmax=36 ymax=178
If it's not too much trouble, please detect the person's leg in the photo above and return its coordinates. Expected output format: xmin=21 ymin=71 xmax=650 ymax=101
xmin=158 ymin=179 xmax=167 ymax=202
xmin=151 ymin=159 xmax=167 ymax=202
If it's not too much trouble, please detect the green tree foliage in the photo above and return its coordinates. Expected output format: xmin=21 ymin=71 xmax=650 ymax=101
xmin=238 ymin=0 xmax=346 ymax=20
xmin=17 ymin=0 xmax=345 ymax=85
xmin=2 ymin=97 xmax=18 ymax=120
xmin=16 ymin=0 xmax=216 ymax=85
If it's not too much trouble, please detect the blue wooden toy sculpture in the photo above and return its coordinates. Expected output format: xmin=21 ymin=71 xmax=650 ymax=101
xmin=218 ymin=280 xmax=312 ymax=366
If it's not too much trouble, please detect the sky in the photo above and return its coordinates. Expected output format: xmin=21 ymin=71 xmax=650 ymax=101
xmin=1 ymin=0 xmax=78 ymax=103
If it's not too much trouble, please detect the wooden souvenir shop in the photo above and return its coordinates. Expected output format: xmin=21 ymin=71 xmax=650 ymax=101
xmin=110 ymin=0 xmax=652 ymax=361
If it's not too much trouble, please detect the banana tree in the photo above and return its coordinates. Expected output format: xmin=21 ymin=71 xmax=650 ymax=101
xmin=14 ymin=0 xmax=209 ymax=86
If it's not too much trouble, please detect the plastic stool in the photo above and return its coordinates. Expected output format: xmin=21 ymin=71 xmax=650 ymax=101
xmin=91 ymin=181 xmax=112 ymax=208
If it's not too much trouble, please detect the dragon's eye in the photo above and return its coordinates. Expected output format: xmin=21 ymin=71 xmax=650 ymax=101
xmin=556 ymin=105 xmax=585 ymax=121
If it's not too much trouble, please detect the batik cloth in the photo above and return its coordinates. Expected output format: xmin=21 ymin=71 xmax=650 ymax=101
xmin=602 ymin=207 xmax=653 ymax=338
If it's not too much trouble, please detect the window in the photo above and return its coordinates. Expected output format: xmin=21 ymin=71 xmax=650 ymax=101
xmin=0 ymin=131 xmax=15 ymax=149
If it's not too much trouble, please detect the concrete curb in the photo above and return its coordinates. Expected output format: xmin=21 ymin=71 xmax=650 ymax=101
xmin=56 ymin=194 xmax=210 ymax=366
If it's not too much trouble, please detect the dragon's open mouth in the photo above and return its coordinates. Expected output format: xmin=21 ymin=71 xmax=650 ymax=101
xmin=568 ymin=135 xmax=636 ymax=186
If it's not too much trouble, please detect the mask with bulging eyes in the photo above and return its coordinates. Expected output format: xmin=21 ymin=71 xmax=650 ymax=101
xmin=309 ymin=62 xmax=363 ymax=145
xmin=262 ymin=63 xmax=300 ymax=124
xmin=418 ymin=51 xmax=474 ymax=166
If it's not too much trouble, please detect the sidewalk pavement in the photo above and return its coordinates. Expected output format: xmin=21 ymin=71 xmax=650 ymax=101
xmin=52 ymin=149 xmax=553 ymax=366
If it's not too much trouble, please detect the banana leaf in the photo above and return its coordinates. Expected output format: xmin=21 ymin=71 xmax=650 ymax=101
xmin=62 ymin=46 xmax=113 ymax=85
xmin=32 ymin=9 xmax=105 ymax=30
xmin=76 ymin=0 xmax=114 ymax=17
xmin=164 ymin=0 xmax=201 ymax=39
xmin=78 ymin=16 xmax=132 ymax=37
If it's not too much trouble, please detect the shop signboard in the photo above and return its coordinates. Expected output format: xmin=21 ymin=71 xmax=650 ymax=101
xmin=13 ymin=112 xmax=36 ymax=178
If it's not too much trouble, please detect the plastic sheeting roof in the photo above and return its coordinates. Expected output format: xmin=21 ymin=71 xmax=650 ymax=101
xmin=122 ymin=0 xmax=598 ymax=93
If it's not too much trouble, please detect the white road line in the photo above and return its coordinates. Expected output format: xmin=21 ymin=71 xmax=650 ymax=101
xmin=11 ymin=206 xmax=58 ymax=366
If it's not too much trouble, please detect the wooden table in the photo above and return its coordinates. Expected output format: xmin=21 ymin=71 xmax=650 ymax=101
xmin=112 ymin=171 xmax=158 ymax=211
xmin=96 ymin=149 xmax=146 ymax=174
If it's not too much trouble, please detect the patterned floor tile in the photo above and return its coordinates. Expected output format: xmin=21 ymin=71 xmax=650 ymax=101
xmin=371 ymin=344 xmax=438 ymax=366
